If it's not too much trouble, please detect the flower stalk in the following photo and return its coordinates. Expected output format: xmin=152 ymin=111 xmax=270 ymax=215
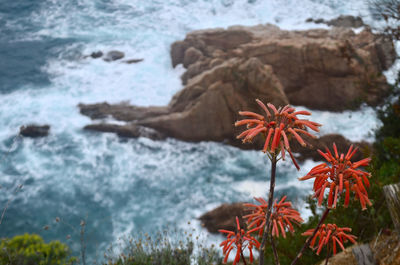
xmin=259 ymin=154 xmax=277 ymax=265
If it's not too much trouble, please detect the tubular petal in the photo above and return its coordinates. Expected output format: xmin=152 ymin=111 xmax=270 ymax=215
xmin=256 ymin=99 xmax=271 ymax=118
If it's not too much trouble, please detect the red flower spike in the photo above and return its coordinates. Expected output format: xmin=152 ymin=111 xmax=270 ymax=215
xmin=302 ymin=224 xmax=357 ymax=256
xmin=235 ymin=99 xmax=321 ymax=170
xmin=298 ymin=143 xmax=372 ymax=210
xmin=243 ymin=196 xmax=303 ymax=238
xmin=219 ymin=216 xmax=260 ymax=265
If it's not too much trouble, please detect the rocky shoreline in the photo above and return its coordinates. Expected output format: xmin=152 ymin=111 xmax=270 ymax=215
xmin=79 ymin=23 xmax=388 ymax=161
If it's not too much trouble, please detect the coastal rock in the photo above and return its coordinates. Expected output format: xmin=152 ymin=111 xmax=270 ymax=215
xmin=84 ymin=123 xmax=165 ymax=140
xmin=122 ymin=58 xmax=144 ymax=64
xmin=172 ymin=24 xmax=395 ymax=111
xmin=20 ymin=125 xmax=50 ymax=138
xmin=138 ymin=57 xmax=288 ymax=143
xmin=79 ymin=24 xmax=395 ymax=147
xmin=183 ymin=47 xmax=203 ymax=68
xmin=78 ymin=102 xmax=169 ymax=121
xmin=80 ymin=57 xmax=288 ymax=144
xmin=104 ymin=50 xmax=125 ymax=61
xmin=90 ymin=51 xmax=103 ymax=59
xmin=306 ymin=15 xmax=365 ymax=28
xmin=199 ymin=203 xmax=249 ymax=234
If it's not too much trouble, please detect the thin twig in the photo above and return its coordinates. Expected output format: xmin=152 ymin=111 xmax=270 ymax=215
xmin=290 ymin=208 xmax=330 ymax=265
xmin=259 ymin=154 xmax=277 ymax=265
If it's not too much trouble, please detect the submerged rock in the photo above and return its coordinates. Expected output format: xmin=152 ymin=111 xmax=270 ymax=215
xmin=20 ymin=125 xmax=50 ymax=138
xmin=90 ymin=51 xmax=103 ymax=59
xmin=104 ymin=50 xmax=125 ymax=61
xmin=122 ymin=58 xmax=144 ymax=64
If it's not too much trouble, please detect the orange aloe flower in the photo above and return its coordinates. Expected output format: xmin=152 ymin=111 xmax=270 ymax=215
xmin=243 ymin=196 xmax=303 ymax=238
xmin=219 ymin=216 xmax=260 ymax=265
xmin=235 ymin=99 xmax=321 ymax=170
xmin=302 ymin=223 xmax=357 ymax=255
xmin=298 ymin=143 xmax=372 ymax=210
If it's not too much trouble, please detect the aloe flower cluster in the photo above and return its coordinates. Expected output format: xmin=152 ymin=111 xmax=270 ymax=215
xmin=218 ymin=99 xmax=371 ymax=265
xmin=219 ymin=217 xmax=260 ymax=265
xmin=299 ymin=143 xmax=372 ymax=210
xmin=302 ymin=224 xmax=357 ymax=255
xmin=235 ymin=99 xmax=321 ymax=170
xmin=243 ymin=196 xmax=303 ymax=238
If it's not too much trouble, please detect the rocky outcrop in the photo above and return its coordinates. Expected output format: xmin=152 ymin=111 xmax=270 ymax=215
xmin=79 ymin=24 xmax=395 ymax=148
xmin=171 ymin=24 xmax=395 ymax=111
xmin=78 ymin=102 xmax=168 ymax=121
xmin=199 ymin=203 xmax=250 ymax=234
xmin=20 ymin=125 xmax=50 ymax=138
xmin=79 ymin=56 xmax=288 ymax=144
xmin=84 ymin=123 xmax=165 ymax=140
xmin=306 ymin=15 xmax=365 ymax=28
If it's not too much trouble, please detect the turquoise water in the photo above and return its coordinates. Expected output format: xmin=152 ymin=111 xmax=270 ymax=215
xmin=0 ymin=0 xmax=382 ymax=261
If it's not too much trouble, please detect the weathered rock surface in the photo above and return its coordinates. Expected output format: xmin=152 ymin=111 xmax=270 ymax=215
xmin=84 ymin=123 xmax=165 ymax=140
xmin=90 ymin=51 xmax=103 ymax=59
xmin=199 ymin=203 xmax=250 ymax=233
xmin=20 ymin=125 xmax=50 ymax=138
xmin=172 ymin=24 xmax=395 ymax=111
xmin=104 ymin=50 xmax=125 ymax=61
xmin=306 ymin=15 xmax=365 ymax=28
xmin=78 ymin=102 xmax=168 ymax=121
xmin=122 ymin=58 xmax=144 ymax=64
xmin=80 ymin=56 xmax=288 ymax=144
xmin=79 ymin=24 xmax=395 ymax=149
